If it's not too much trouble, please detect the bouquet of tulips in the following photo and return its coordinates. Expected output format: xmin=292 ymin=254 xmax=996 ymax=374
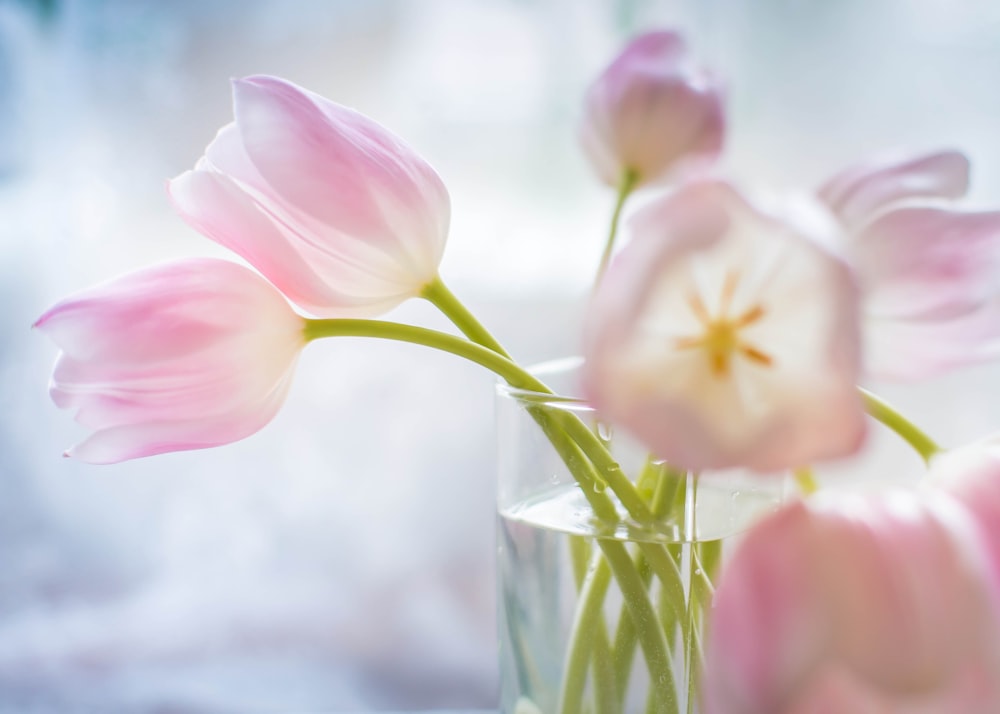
xmin=35 ymin=28 xmax=1000 ymax=713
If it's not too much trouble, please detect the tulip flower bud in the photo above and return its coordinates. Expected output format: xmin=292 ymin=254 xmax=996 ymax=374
xmin=578 ymin=31 xmax=725 ymax=189
xmin=169 ymin=75 xmax=451 ymax=319
xmin=34 ymin=259 xmax=305 ymax=464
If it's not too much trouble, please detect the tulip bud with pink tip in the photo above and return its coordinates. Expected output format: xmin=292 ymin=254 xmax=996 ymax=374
xmin=578 ymin=31 xmax=725 ymax=189
xmin=34 ymin=259 xmax=305 ymax=464
xmin=169 ymin=75 xmax=450 ymax=319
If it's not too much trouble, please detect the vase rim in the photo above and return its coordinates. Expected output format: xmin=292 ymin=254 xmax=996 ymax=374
xmin=495 ymin=355 xmax=593 ymax=410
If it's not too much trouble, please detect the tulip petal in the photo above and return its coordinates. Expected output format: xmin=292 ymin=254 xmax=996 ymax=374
xmin=583 ymin=181 xmax=864 ymax=472
xmin=701 ymin=503 xmax=830 ymax=714
xmin=929 ymin=438 xmax=1000 ymax=583
xmin=199 ymin=120 xmax=419 ymax=282
xmin=818 ymin=149 xmax=970 ymax=229
xmin=859 ymin=208 xmax=1000 ymax=319
xmin=65 ymin=368 xmax=296 ymax=465
xmin=169 ymin=170 xmax=413 ymax=318
xmin=171 ymin=76 xmax=451 ymax=318
xmin=703 ymin=492 xmax=1000 ymax=714
xmin=35 ymin=259 xmax=305 ymax=463
xmin=232 ymin=75 xmax=448 ymax=278
xmin=854 ymin=207 xmax=1000 ymax=379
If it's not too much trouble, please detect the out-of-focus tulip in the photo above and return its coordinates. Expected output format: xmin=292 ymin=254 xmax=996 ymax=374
xmin=582 ymin=181 xmax=864 ymax=472
xmin=34 ymin=259 xmax=305 ymax=464
xmin=578 ymin=30 xmax=724 ymax=189
xmin=929 ymin=436 xmax=1000 ymax=580
xmin=169 ymin=75 xmax=450 ymax=319
xmin=703 ymin=492 xmax=1000 ymax=714
xmin=818 ymin=149 xmax=1000 ymax=380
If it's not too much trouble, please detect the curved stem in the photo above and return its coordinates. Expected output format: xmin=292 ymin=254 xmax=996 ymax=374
xmin=860 ymin=387 xmax=941 ymax=463
xmin=306 ymin=316 xmax=534 ymax=386
xmin=422 ymin=278 xmax=655 ymax=521
xmin=305 ymin=318 xmax=687 ymax=711
xmin=594 ymin=169 xmax=639 ymax=289
xmin=304 ymin=318 xmax=651 ymax=523
xmin=421 ymin=275 xmax=511 ymax=358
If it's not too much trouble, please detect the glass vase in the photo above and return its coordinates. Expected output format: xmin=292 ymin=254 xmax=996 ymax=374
xmin=496 ymin=357 xmax=790 ymax=714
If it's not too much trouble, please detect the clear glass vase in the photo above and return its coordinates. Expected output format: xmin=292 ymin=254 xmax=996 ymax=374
xmin=496 ymin=358 xmax=791 ymax=714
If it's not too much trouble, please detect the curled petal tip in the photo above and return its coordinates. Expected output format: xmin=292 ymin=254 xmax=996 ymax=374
xmin=32 ymin=308 xmax=56 ymax=331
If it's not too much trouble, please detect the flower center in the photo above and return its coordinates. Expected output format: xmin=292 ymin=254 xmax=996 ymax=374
xmin=674 ymin=272 xmax=773 ymax=378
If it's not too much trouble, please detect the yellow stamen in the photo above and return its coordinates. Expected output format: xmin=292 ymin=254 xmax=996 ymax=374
xmin=675 ymin=273 xmax=774 ymax=378
xmin=719 ymin=270 xmax=739 ymax=315
xmin=687 ymin=291 xmax=711 ymax=325
xmin=733 ymin=305 xmax=766 ymax=328
xmin=711 ymin=351 xmax=730 ymax=377
xmin=739 ymin=343 xmax=773 ymax=367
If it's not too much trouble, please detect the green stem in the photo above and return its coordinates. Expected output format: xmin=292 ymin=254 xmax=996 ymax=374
xmin=683 ymin=476 xmax=702 ymax=714
xmin=569 ymin=536 xmax=592 ymax=589
xmin=422 ymin=278 xmax=657 ymax=523
xmin=602 ymin=539 xmax=678 ymax=713
xmin=860 ymin=388 xmax=941 ymax=463
xmin=612 ymin=466 xmax=684 ymax=703
xmin=591 ymin=621 xmax=620 ymax=714
xmin=304 ymin=318 xmax=655 ymax=525
xmin=305 ymin=318 xmax=678 ymax=710
xmin=558 ymin=554 xmax=614 ymax=714
xmin=594 ymin=169 xmax=639 ymax=289
xmin=569 ymin=539 xmax=615 ymax=714
xmin=421 ymin=275 xmax=511 ymax=358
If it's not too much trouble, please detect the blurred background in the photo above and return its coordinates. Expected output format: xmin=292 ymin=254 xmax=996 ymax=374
xmin=4 ymin=0 xmax=1000 ymax=711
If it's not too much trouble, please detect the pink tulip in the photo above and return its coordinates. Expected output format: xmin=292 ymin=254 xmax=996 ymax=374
xmin=818 ymin=149 xmax=1000 ymax=380
xmin=169 ymin=75 xmax=450 ymax=318
xmin=34 ymin=259 xmax=306 ymax=464
xmin=578 ymin=30 xmax=725 ymax=188
xmin=582 ymin=180 xmax=865 ymax=472
xmin=703 ymin=492 xmax=1000 ymax=714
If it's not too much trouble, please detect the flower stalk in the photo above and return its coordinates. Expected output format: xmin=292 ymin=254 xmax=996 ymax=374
xmin=594 ymin=169 xmax=639 ymax=287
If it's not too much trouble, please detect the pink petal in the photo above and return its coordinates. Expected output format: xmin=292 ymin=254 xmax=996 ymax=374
xmin=35 ymin=259 xmax=305 ymax=464
xmin=232 ymin=76 xmax=449 ymax=278
xmin=704 ymin=492 xmax=1000 ymax=714
xmin=930 ymin=439 xmax=1000 ymax=583
xmin=818 ymin=149 xmax=969 ymax=229
xmin=168 ymin=170 xmax=412 ymax=318
xmin=865 ymin=301 xmax=1000 ymax=380
xmin=66 ymin=368 xmax=297 ymax=465
xmin=859 ymin=208 xmax=1000 ymax=319
xmin=856 ymin=207 xmax=1000 ymax=379
xmin=702 ymin=503 xmax=830 ymax=714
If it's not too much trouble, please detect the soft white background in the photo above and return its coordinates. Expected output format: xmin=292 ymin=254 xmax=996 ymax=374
xmin=4 ymin=0 xmax=1000 ymax=711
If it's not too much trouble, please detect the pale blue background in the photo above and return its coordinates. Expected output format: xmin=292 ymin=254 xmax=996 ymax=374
xmin=4 ymin=0 xmax=1000 ymax=711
